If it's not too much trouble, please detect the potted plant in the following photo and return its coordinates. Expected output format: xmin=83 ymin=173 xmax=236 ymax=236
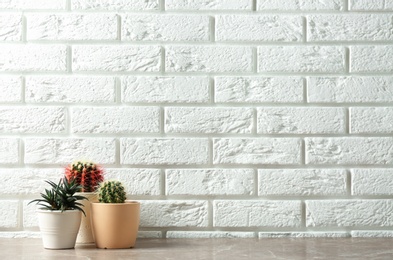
xmin=65 ymin=161 xmax=104 ymax=244
xmin=90 ymin=180 xmax=140 ymax=249
xmin=29 ymin=177 xmax=87 ymax=249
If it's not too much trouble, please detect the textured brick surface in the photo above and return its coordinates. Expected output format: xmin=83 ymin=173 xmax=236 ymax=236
xmin=122 ymin=76 xmax=209 ymax=103
xmin=350 ymin=0 xmax=393 ymax=10
xmin=24 ymin=138 xmax=116 ymax=164
xmin=0 ymin=45 xmax=66 ymax=71
xmin=0 ymin=77 xmax=21 ymax=102
xmin=213 ymin=138 xmax=301 ymax=165
xmin=214 ymin=200 xmax=302 ymax=227
xmin=72 ymin=45 xmax=161 ymax=72
xmin=27 ymin=14 xmax=117 ymax=40
xmin=351 ymin=107 xmax=393 ymax=133
xmin=71 ymin=0 xmax=159 ymax=10
xmin=257 ymin=107 xmax=345 ymax=134
xmin=0 ymin=139 xmax=19 ymax=164
xmin=308 ymin=77 xmax=393 ymax=103
xmin=26 ymin=76 xmax=116 ymax=103
xmin=105 ymin=168 xmax=161 ymax=195
xmin=0 ymin=107 xmax=65 ymax=133
xmin=306 ymin=200 xmax=393 ymax=227
xmin=351 ymin=46 xmax=393 ymax=73
xmin=166 ymin=169 xmax=254 ymax=195
xmin=258 ymin=0 xmax=344 ymax=10
xmin=121 ymin=138 xmax=209 ymax=165
xmin=306 ymin=138 xmax=393 ymax=165
xmin=140 ymin=200 xmax=208 ymax=227
xmin=216 ymin=15 xmax=302 ymax=42
xmin=166 ymin=0 xmax=252 ymax=10
xmin=308 ymin=15 xmax=393 ymax=41
xmin=165 ymin=107 xmax=253 ymax=134
xmin=259 ymin=169 xmax=347 ymax=196
xmin=0 ymin=14 xmax=22 ymax=41
xmin=0 ymin=0 xmax=66 ymax=9
xmin=215 ymin=77 xmax=303 ymax=103
xmin=166 ymin=46 xmax=253 ymax=72
xmin=72 ymin=107 xmax=160 ymax=134
xmin=0 ymin=201 xmax=19 ymax=228
xmin=352 ymin=169 xmax=393 ymax=195
xmin=122 ymin=15 xmax=209 ymax=42
xmin=167 ymin=231 xmax=254 ymax=238
xmin=258 ymin=46 xmax=345 ymax=73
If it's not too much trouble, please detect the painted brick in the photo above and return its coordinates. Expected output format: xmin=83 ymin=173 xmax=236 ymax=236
xmin=350 ymin=0 xmax=393 ymax=10
xmin=71 ymin=0 xmax=159 ymax=10
xmin=166 ymin=46 xmax=252 ymax=73
xmin=306 ymin=200 xmax=393 ymax=227
xmin=0 ymin=0 xmax=66 ymax=9
xmin=258 ymin=169 xmax=347 ymax=196
xmin=1 ymin=168 xmax=61 ymax=195
xmin=27 ymin=14 xmax=117 ymax=41
xmin=72 ymin=107 xmax=160 ymax=134
xmin=0 ymin=107 xmax=65 ymax=133
xmin=213 ymin=138 xmax=301 ymax=165
xmin=105 ymin=169 xmax=161 ymax=196
xmin=72 ymin=45 xmax=161 ymax=72
xmin=26 ymin=76 xmax=115 ymax=103
xmin=166 ymin=169 xmax=254 ymax=195
xmin=23 ymin=201 xmax=38 ymax=228
xmin=166 ymin=0 xmax=252 ymax=10
xmin=165 ymin=107 xmax=253 ymax=134
xmin=214 ymin=200 xmax=302 ymax=227
xmin=351 ymin=107 xmax=393 ymax=134
xmin=351 ymin=46 xmax=393 ymax=73
xmin=308 ymin=14 xmax=393 ymax=42
xmin=121 ymin=138 xmax=209 ymax=165
xmin=0 ymin=232 xmax=40 ymax=238
xmin=122 ymin=76 xmax=209 ymax=103
xmin=306 ymin=137 xmax=393 ymax=165
xmin=0 ymin=76 xmax=21 ymax=102
xmin=0 ymin=14 xmax=22 ymax=41
xmin=24 ymin=138 xmax=116 ymax=164
xmin=351 ymin=231 xmax=393 ymax=238
xmin=167 ymin=231 xmax=254 ymax=238
xmin=215 ymin=77 xmax=303 ymax=103
xmin=122 ymin=15 xmax=209 ymax=42
xmin=140 ymin=200 xmax=208 ymax=227
xmin=352 ymin=169 xmax=393 ymax=195
xmin=308 ymin=77 xmax=393 ymax=103
xmin=257 ymin=0 xmax=344 ymax=10
xmin=0 ymin=201 xmax=18 ymax=228
xmin=259 ymin=232 xmax=349 ymax=238
xmin=257 ymin=107 xmax=345 ymax=134
xmin=0 ymin=45 xmax=66 ymax=71
xmin=138 ymin=231 xmax=162 ymax=238
xmin=216 ymin=15 xmax=302 ymax=42
xmin=258 ymin=46 xmax=345 ymax=73
xmin=0 ymin=138 xmax=18 ymax=164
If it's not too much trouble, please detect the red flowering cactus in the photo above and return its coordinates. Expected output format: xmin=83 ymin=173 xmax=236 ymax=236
xmin=65 ymin=161 xmax=104 ymax=192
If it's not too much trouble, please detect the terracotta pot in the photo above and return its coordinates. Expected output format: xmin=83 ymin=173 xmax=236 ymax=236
xmin=75 ymin=192 xmax=98 ymax=244
xmin=90 ymin=201 xmax=140 ymax=249
xmin=37 ymin=209 xmax=82 ymax=249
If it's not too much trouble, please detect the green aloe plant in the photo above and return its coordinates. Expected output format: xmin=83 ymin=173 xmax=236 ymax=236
xmin=29 ymin=177 xmax=88 ymax=216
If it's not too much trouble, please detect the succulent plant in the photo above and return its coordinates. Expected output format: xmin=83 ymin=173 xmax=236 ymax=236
xmin=97 ymin=180 xmax=127 ymax=203
xmin=29 ymin=177 xmax=87 ymax=215
xmin=65 ymin=161 xmax=104 ymax=192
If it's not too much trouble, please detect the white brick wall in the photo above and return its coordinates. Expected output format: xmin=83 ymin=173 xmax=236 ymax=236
xmin=1 ymin=0 xmax=392 ymax=238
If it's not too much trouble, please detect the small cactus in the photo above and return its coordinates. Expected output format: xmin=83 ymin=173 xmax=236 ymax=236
xmin=65 ymin=161 xmax=104 ymax=192
xmin=98 ymin=180 xmax=127 ymax=203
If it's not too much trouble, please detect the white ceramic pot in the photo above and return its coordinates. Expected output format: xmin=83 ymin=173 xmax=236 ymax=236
xmin=37 ymin=209 xmax=82 ymax=249
xmin=75 ymin=192 xmax=98 ymax=244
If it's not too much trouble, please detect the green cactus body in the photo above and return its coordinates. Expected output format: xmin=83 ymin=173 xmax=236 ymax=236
xmin=98 ymin=180 xmax=126 ymax=203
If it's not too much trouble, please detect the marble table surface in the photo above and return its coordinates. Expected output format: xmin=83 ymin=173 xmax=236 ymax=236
xmin=1 ymin=238 xmax=393 ymax=259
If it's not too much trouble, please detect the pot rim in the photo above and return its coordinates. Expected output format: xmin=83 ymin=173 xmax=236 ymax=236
xmin=91 ymin=201 xmax=140 ymax=205
xmin=36 ymin=209 xmax=82 ymax=214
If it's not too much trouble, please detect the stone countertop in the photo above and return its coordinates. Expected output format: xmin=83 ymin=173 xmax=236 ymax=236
xmin=1 ymin=238 xmax=393 ymax=260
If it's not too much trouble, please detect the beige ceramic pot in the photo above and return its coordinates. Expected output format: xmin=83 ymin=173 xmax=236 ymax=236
xmin=75 ymin=192 xmax=98 ymax=244
xmin=90 ymin=201 xmax=140 ymax=249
